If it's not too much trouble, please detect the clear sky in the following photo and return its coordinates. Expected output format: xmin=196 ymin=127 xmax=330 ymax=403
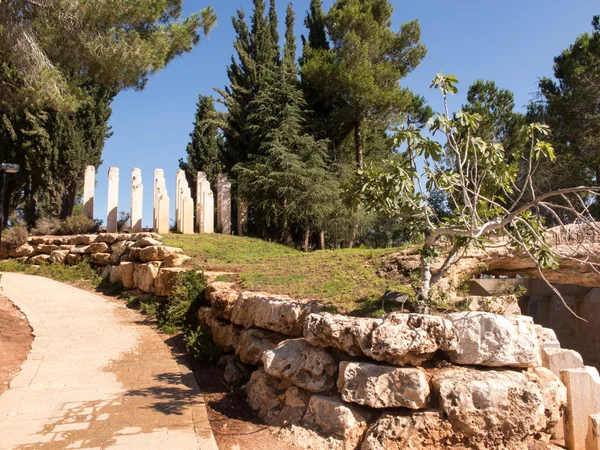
xmin=94 ymin=0 xmax=599 ymax=228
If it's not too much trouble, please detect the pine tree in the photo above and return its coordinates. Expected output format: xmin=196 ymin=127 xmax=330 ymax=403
xmin=179 ymin=95 xmax=223 ymax=202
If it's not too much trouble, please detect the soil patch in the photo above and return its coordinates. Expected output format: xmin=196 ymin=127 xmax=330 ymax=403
xmin=0 ymin=294 xmax=33 ymax=396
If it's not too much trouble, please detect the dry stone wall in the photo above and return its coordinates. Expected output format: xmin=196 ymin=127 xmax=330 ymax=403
xmin=200 ymin=282 xmax=593 ymax=450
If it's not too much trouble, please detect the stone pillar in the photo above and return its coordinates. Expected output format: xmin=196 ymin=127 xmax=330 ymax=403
xmin=131 ymin=168 xmax=143 ymax=232
xmin=182 ymin=194 xmax=194 ymax=235
xmin=561 ymin=366 xmax=600 ymax=450
xmin=237 ymin=200 xmax=248 ymax=237
xmin=156 ymin=188 xmax=170 ymax=235
xmin=197 ymin=172 xmax=207 ymax=232
xmin=203 ymin=189 xmax=214 ymax=234
xmin=107 ymin=167 xmax=119 ymax=233
xmin=175 ymin=170 xmax=186 ymax=233
xmin=83 ymin=165 xmax=95 ymax=219
xmin=587 ymin=414 xmax=600 ymax=450
xmin=217 ymin=174 xmax=231 ymax=235
xmin=154 ymin=169 xmax=164 ymax=231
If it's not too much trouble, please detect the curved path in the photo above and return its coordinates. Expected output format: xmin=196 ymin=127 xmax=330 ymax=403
xmin=0 ymin=273 xmax=218 ymax=450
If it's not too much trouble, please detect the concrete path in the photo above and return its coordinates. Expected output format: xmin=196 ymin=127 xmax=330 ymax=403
xmin=0 ymin=273 xmax=218 ymax=450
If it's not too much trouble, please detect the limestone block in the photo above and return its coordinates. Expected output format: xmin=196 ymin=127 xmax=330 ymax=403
xmin=182 ymin=195 xmax=194 ymax=235
xmin=50 ymin=236 xmax=70 ymax=246
xmin=107 ymin=167 xmax=119 ymax=233
xmin=99 ymin=265 xmax=112 ymax=279
xmin=155 ymin=268 xmax=185 ymax=297
xmin=303 ymin=395 xmax=370 ymax=447
xmin=561 ymin=366 xmax=600 ymax=450
xmin=117 ymin=233 xmax=132 ymax=242
xmin=133 ymin=262 xmax=160 ymax=293
xmin=236 ymin=328 xmax=285 ymax=366
xmin=542 ymin=347 xmax=584 ymax=377
xmin=586 ymin=414 xmax=600 ymax=450
xmin=139 ymin=245 xmax=183 ymax=263
xmin=108 ymin=240 xmax=128 ymax=265
xmin=8 ymin=244 xmax=35 ymax=258
xmin=432 ymin=367 xmax=565 ymax=448
xmin=87 ymin=242 xmax=110 ymax=254
xmin=49 ymin=250 xmax=69 ymax=264
xmin=338 ymin=361 xmax=430 ymax=409
xmin=59 ymin=245 xmax=73 ymax=251
xmin=128 ymin=247 xmax=142 ymax=261
xmin=131 ymin=168 xmax=143 ymax=232
xmin=197 ymin=307 xmax=214 ymax=329
xmin=535 ymin=325 xmax=561 ymax=351
xmin=446 ymin=312 xmax=540 ymax=368
xmin=29 ymin=236 xmax=47 ymax=245
xmin=360 ymin=411 xmax=454 ymax=450
xmin=65 ymin=254 xmax=82 ymax=266
xmin=161 ymin=254 xmax=192 ymax=268
xmin=202 ymin=189 xmax=214 ymax=234
xmin=28 ymin=254 xmax=50 ymax=265
xmin=91 ymin=253 xmax=111 ymax=266
xmin=114 ymin=262 xmax=135 ymax=289
xmin=531 ymin=367 xmax=568 ymax=432
xmin=262 ymin=339 xmax=338 ymax=393
xmin=34 ymin=244 xmax=59 ymax=255
xmin=211 ymin=319 xmax=242 ymax=353
xmin=133 ymin=237 xmax=161 ymax=248
xmin=83 ymin=165 xmax=95 ymax=219
xmin=96 ymin=233 xmax=119 ymax=244
xmin=70 ymin=235 xmax=96 ymax=245
xmin=156 ymin=191 xmax=169 ymax=235
xmin=70 ymin=244 xmax=91 ymax=255
xmin=245 ymin=367 xmax=312 ymax=427
xmin=206 ymin=282 xmax=239 ymax=320
xmin=231 ymin=292 xmax=320 ymax=336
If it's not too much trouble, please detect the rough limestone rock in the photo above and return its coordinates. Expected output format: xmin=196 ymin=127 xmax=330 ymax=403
xmin=304 ymin=314 xmax=381 ymax=357
xmin=542 ymin=347 xmax=584 ymax=377
xmin=108 ymin=240 xmax=129 ymax=265
xmin=139 ymin=245 xmax=183 ymax=263
xmin=49 ymin=250 xmax=69 ymax=264
xmin=338 ymin=361 xmax=430 ymax=409
xmin=231 ymin=292 xmax=320 ymax=336
xmin=155 ymin=268 xmax=185 ymax=297
xmin=446 ymin=312 xmax=540 ymax=367
xmin=110 ymin=262 xmax=135 ymax=289
xmin=206 ymin=282 xmax=240 ymax=320
xmin=29 ymin=236 xmax=47 ymax=245
xmin=133 ymin=262 xmax=160 ymax=293
xmin=245 ymin=368 xmax=312 ymax=427
xmin=133 ymin=237 xmax=161 ymax=248
xmin=95 ymin=233 xmax=118 ymax=244
xmin=365 ymin=313 xmax=457 ymax=366
xmin=222 ymin=356 xmax=252 ymax=386
xmin=361 ymin=411 xmax=454 ymax=450
xmin=34 ymin=244 xmax=59 ymax=255
xmin=530 ymin=367 xmax=567 ymax=430
xmin=432 ymin=367 xmax=564 ymax=447
xmin=303 ymin=395 xmax=370 ymax=447
xmin=91 ymin=253 xmax=111 ymax=266
xmin=236 ymin=328 xmax=286 ymax=366
xmin=8 ymin=244 xmax=35 ymax=258
xmin=29 ymin=254 xmax=50 ymax=264
xmin=161 ymin=254 xmax=192 ymax=268
xmin=197 ymin=307 xmax=214 ymax=329
xmin=128 ymin=247 xmax=142 ymax=261
xmin=59 ymin=244 xmax=73 ymax=251
xmin=305 ymin=313 xmax=456 ymax=366
xmin=65 ymin=253 xmax=82 ymax=266
xmin=211 ymin=319 xmax=242 ymax=353
xmin=262 ymin=339 xmax=338 ymax=393
xmin=535 ymin=325 xmax=561 ymax=352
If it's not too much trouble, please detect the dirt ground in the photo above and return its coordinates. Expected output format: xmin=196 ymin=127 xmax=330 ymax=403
xmin=0 ymin=295 xmax=33 ymax=396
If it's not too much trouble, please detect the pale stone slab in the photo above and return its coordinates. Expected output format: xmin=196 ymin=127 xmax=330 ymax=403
xmin=131 ymin=168 xmax=143 ymax=232
xmin=587 ymin=414 xmax=600 ymax=450
xmin=237 ymin=200 xmax=248 ymax=236
xmin=217 ymin=174 xmax=232 ymax=234
xmin=197 ymin=172 xmax=207 ymax=232
xmin=153 ymin=169 xmax=164 ymax=231
xmin=83 ymin=165 xmax=95 ymax=219
xmin=182 ymin=195 xmax=194 ymax=235
xmin=175 ymin=170 xmax=187 ymax=233
xmin=203 ymin=189 xmax=214 ymax=234
xmin=561 ymin=366 xmax=600 ymax=450
xmin=107 ymin=167 xmax=119 ymax=233
xmin=543 ymin=347 xmax=584 ymax=378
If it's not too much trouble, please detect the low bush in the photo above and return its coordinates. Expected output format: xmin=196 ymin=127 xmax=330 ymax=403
xmin=57 ymin=214 xmax=101 ymax=235
xmin=2 ymin=225 xmax=28 ymax=248
xmin=31 ymin=218 xmax=61 ymax=236
xmin=0 ymin=259 xmax=101 ymax=288
xmin=184 ymin=326 xmax=220 ymax=362
xmin=163 ymin=268 xmax=207 ymax=330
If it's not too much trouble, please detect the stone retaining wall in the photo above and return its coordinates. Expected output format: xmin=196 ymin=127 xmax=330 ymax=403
xmin=199 ymin=282 xmax=593 ymax=450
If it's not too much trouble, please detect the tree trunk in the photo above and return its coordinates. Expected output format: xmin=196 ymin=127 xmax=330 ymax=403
xmin=348 ymin=224 xmax=357 ymax=249
xmin=319 ymin=231 xmax=325 ymax=250
xmin=303 ymin=229 xmax=310 ymax=252
xmin=354 ymin=117 xmax=364 ymax=170
xmin=60 ymin=182 xmax=77 ymax=219
xmin=416 ymin=245 xmax=433 ymax=314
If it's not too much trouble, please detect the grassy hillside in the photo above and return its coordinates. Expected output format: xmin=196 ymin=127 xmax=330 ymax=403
xmin=162 ymin=234 xmax=412 ymax=315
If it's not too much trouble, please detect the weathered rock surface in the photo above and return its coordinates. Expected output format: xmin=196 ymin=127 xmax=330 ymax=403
xmin=29 ymin=254 xmax=50 ymax=264
xmin=531 ymin=367 xmax=567 ymax=430
xmin=206 ymin=282 xmax=239 ymax=320
xmin=338 ymin=361 xmax=430 ymax=409
xmin=110 ymin=261 xmax=135 ymax=289
xmin=222 ymin=355 xmax=252 ymax=387
xmin=432 ymin=367 xmax=565 ymax=447
xmin=87 ymin=242 xmax=110 ymax=254
xmin=303 ymin=395 xmax=370 ymax=447
xmin=305 ymin=312 xmax=456 ymax=366
xmin=161 ymin=254 xmax=192 ymax=268
xmin=446 ymin=312 xmax=540 ymax=367
xmin=90 ymin=253 xmax=111 ymax=266
xmin=133 ymin=262 xmax=160 ymax=293
xmin=108 ymin=240 xmax=129 ymax=265
xmin=211 ymin=319 xmax=242 ymax=353
xmin=34 ymin=244 xmax=59 ymax=255
xmin=262 ymin=339 xmax=338 ymax=393
xmin=8 ymin=244 xmax=35 ymax=258
xmin=49 ymin=250 xmax=69 ymax=264
xmin=231 ymin=292 xmax=320 ymax=336
xmin=139 ymin=245 xmax=183 ymax=262
xmin=361 ymin=411 xmax=454 ymax=450
xmin=245 ymin=368 xmax=312 ymax=427
xmin=535 ymin=325 xmax=561 ymax=353
xmin=95 ymin=233 xmax=119 ymax=244
xmin=154 ymin=268 xmax=185 ymax=297
xmin=70 ymin=235 xmax=96 ymax=245
xmin=133 ymin=237 xmax=161 ymax=248
xmin=542 ymin=347 xmax=584 ymax=377
xmin=65 ymin=254 xmax=82 ymax=266
xmin=236 ymin=328 xmax=285 ymax=366
xmin=197 ymin=307 xmax=214 ymax=329
xmin=128 ymin=247 xmax=142 ymax=261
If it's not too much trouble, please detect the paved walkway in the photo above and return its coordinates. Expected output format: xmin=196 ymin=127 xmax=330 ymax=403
xmin=0 ymin=273 xmax=218 ymax=450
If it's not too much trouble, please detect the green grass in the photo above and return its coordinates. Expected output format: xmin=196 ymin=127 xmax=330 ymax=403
xmin=162 ymin=234 xmax=412 ymax=314
xmin=0 ymin=259 xmax=102 ymax=289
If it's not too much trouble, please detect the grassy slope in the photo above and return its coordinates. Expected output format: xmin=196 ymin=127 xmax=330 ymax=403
xmin=162 ymin=234 xmax=412 ymax=315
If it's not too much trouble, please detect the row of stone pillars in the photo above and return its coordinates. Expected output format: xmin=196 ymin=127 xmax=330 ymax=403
xmin=82 ymin=166 xmax=232 ymax=235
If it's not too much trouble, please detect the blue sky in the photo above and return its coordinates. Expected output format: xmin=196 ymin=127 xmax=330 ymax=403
xmin=94 ymin=0 xmax=599 ymax=227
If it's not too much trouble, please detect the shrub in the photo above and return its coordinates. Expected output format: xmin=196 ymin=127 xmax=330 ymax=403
xmin=184 ymin=326 xmax=220 ymax=362
xmin=31 ymin=217 xmax=61 ymax=236
xmin=163 ymin=268 xmax=207 ymax=330
xmin=57 ymin=214 xmax=101 ymax=235
xmin=2 ymin=225 xmax=28 ymax=248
